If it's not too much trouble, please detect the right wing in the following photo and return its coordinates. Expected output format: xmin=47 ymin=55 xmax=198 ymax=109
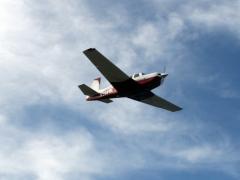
xmin=83 ymin=48 xmax=142 ymax=94
xmin=129 ymin=91 xmax=182 ymax=112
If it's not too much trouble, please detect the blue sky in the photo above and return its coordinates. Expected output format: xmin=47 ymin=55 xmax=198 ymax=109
xmin=0 ymin=0 xmax=240 ymax=179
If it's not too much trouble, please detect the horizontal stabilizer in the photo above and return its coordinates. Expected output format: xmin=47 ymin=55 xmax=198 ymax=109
xmin=78 ymin=84 xmax=99 ymax=96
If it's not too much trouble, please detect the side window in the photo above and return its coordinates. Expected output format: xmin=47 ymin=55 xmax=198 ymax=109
xmin=134 ymin=74 xmax=139 ymax=78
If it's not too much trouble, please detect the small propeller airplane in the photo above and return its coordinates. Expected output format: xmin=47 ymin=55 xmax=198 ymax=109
xmin=79 ymin=48 xmax=182 ymax=112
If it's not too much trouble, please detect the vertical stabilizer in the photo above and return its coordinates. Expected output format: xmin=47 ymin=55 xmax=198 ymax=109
xmin=91 ymin=77 xmax=101 ymax=92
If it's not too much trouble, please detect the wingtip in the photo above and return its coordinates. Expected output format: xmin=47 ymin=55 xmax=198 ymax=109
xmin=83 ymin=48 xmax=96 ymax=54
xmin=174 ymin=107 xmax=182 ymax=112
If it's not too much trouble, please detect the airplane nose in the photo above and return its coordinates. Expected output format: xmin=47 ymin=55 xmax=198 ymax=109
xmin=159 ymin=73 xmax=168 ymax=78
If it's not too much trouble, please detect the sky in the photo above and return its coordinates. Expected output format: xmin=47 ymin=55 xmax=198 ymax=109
xmin=0 ymin=0 xmax=240 ymax=179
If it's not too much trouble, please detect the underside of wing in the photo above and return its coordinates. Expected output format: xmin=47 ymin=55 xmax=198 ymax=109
xmin=83 ymin=48 xmax=142 ymax=95
xmin=83 ymin=48 xmax=129 ymax=82
xmin=128 ymin=91 xmax=182 ymax=112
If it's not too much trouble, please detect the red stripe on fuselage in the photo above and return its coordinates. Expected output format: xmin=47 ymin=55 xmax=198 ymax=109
xmin=87 ymin=76 xmax=161 ymax=101
xmin=137 ymin=76 xmax=161 ymax=90
xmin=86 ymin=88 xmax=118 ymax=101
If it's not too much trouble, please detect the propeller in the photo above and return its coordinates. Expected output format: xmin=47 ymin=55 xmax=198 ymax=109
xmin=161 ymin=65 xmax=168 ymax=77
xmin=163 ymin=65 xmax=166 ymax=74
xmin=158 ymin=65 xmax=168 ymax=78
xmin=160 ymin=65 xmax=168 ymax=84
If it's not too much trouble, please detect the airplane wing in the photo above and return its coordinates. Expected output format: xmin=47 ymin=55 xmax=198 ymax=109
xmin=83 ymin=48 xmax=142 ymax=95
xmin=128 ymin=91 xmax=182 ymax=112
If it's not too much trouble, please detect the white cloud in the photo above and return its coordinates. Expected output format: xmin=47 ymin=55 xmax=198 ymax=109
xmin=187 ymin=1 xmax=240 ymax=35
xmin=149 ymin=0 xmax=240 ymax=39
xmin=0 ymin=0 xmax=240 ymax=179
xmin=0 ymin=124 xmax=111 ymax=180
xmin=95 ymin=99 xmax=173 ymax=134
xmin=131 ymin=14 xmax=184 ymax=63
xmin=0 ymin=114 xmax=7 ymax=125
xmin=175 ymin=145 xmax=225 ymax=163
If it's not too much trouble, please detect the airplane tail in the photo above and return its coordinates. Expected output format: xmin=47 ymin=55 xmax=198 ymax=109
xmin=78 ymin=83 xmax=113 ymax=103
xmin=90 ymin=77 xmax=101 ymax=92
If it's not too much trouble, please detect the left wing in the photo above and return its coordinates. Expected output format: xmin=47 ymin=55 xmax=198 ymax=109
xmin=128 ymin=91 xmax=182 ymax=112
xmin=83 ymin=48 xmax=142 ymax=95
xmin=83 ymin=48 xmax=129 ymax=82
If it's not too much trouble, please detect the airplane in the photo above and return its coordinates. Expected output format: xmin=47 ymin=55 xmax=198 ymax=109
xmin=79 ymin=48 xmax=182 ymax=112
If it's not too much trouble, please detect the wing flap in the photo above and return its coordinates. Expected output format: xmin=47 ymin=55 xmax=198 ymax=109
xmin=129 ymin=91 xmax=182 ymax=112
